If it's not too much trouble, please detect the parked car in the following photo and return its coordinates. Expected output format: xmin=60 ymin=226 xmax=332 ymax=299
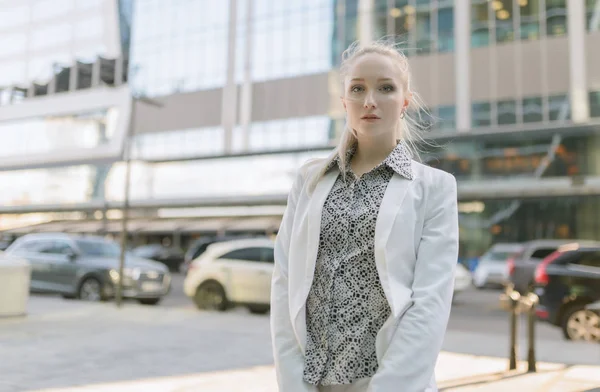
xmin=473 ymin=243 xmax=524 ymax=289
xmin=184 ymin=238 xmax=473 ymax=314
xmin=509 ymin=239 xmax=600 ymax=294
xmin=533 ymin=244 xmax=600 ymax=342
xmin=184 ymin=238 xmax=274 ymax=314
xmin=132 ymin=244 xmax=184 ymax=272
xmin=4 ymin=233 xmax=171 ymax=305
xmin=182 ymin=234 xmax=258 ymax=274
xmin=454 ymin=263 xmax=473 ymax=296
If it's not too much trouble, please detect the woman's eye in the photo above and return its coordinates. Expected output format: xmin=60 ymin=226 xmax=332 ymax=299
xmin=350 ymin=86 xmax=364 ymax=93
xmin=380 ymin=85 xmax=395 ymax=92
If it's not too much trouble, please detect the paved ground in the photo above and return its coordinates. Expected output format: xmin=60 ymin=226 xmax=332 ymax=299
xmin=1 ymin=275 xmax=598 ymax=392
xmin=1 ymin=292 xmax=599 ymax=392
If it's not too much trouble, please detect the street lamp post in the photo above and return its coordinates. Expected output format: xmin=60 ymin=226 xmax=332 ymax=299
xmin=115 ymin=94 xmax=164 ymax=308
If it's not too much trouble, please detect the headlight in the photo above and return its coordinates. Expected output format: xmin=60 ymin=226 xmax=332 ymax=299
xmin=109 ymin=268 xmax=141 ymax=283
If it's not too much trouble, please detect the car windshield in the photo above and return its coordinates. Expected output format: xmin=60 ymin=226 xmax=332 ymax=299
xmin=75 ymin=239 xmax=121 ymax=257
xmin=482 ymin=251 xmax=518 ymax=262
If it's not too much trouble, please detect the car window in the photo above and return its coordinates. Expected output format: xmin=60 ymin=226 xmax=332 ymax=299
xmin=530 ymin=248 xmax=557 ymax=260
xmin=133 ymin=246 xmax=158 ymax=257
xmin=51 ymin=240 xmax=77 ymax=255
xmin=483 ymin=251 xmax=515 ymax=262
xmin=220 ymin=247 xmax=273 ymax=263
xmin=574 ymin=251 xmax=600 ymax=268
xmin=261 ymin=247 xmax=274 ymax=263
xmin=75 ymin=239 xmax=121 ymax=257
xmin=22 ymin=240 xmax=55 ymax=253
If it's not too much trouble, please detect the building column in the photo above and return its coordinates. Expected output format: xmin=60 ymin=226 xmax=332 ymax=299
xmin=454 ymin=0 xmax=471 ymax=132
xmin=222 ymin=0 xmax=238 ymax=154
xmin=567 ymin=0 xmax=590 ymax=123
xmin=240 ymin=0 xmax=254 ymax=150
xmin=358 ymin=0 xmax=375 ymax=44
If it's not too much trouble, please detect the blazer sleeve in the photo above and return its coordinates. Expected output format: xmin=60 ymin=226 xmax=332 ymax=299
xmin=368 ymin=172 xmax=459 ymax=392
xmin=270 ymin=171 xmax=319 ymax=392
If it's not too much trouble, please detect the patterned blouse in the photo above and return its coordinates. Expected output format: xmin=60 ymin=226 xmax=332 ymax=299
xmin=303 ymin=141 xmax=414 ymax=386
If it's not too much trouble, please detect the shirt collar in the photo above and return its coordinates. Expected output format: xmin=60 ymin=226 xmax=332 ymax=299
xmin=326 ymin=140 xmax=414 ymax=180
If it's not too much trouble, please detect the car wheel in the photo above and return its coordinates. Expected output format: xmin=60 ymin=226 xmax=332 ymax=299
xmin=138 ymin=298 xmax=161 ymax=306
xmin=248 ymin=305 xmax=270 ymax=315
xmin=78 ymin=278 xmax=104 ymax=302
xmin=194 ymin=281 xmax=228 ymax=311
xmin=561 ymin=304 xmax=600 ymax=342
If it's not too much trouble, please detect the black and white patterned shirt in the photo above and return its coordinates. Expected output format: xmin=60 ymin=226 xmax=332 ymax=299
xmin=303 ymin=141 xmax=414 ymax=386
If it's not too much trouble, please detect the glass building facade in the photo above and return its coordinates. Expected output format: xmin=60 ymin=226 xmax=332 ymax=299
xmin=0 ymin=0 xmax=599 ymax=255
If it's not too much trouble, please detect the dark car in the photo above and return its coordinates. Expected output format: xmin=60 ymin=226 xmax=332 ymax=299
xmin=533 ymin=244 xmax=600 ymax=342
xmin=132 ymin=244 xmax=184 ymax=272
xmin=508 ymin=239 xmax=600 ymax=294
xmin=4 ymin=233 xmax=171 ymax=305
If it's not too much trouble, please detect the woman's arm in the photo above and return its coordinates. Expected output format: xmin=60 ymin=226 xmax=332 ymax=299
xmin=271 ymin=171 xmax=318 ymax=392
xmin=369 ymin=172 xmax=459 ymax=392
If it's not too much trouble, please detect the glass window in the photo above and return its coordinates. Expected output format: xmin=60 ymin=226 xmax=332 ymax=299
xmin=472 ymin=102 xmax=492 ymax=127
xmin=546 ymin=0 xmax=567 ymax=36
xmin=437 ymin=105 xmax=456 ymax=130
xmin=494 ymin=0 xmax=514 ymax=43
xmin=415 ymin=1 xmax=433 ymax=54
xmin=27 ymin=240 xmax=56 ymax=253
xmin=497 ymin=100 xmax=517 ymax=125
xmin=575 ymin=251 xmax=600 ymax=268
xmin=32 ymin=0 xmax=73 ymax=22
xmin=75 ymin=239 xmax=121 ymax=257
xmin=471 ymin=0 xmax=490 ymax=47
xmin=31 ymin=24 xmax=72 ymax=50
xmin=75 ymin=17 xmax=104 ymax=40
xmin=530 ymin=248 xmax=558 ymax=260
xmin=590 ymin=91 xmax=600 ymax=118
xmin=219 ymin=247 xmax=273 ymax=263
xmin=548 ymin=94 xmax=570 ymax=121
xmin=0 ymin=5 xmax=29 ymax=29
xmin=588 ymin=0 xmax=599 ymax=31
xmin=437 ymin=6 xmax=454 ymax=52
xmin=51 ymin=241 xmax=77 ymax=255
xmin=390 ymin=0 xmax=412 ymax=45
xmin=520 ymin=0 xmax=541 ymax=40
xmin=0 ymin=33 xmax=27 ymax=57
xmin=0 ymin=62 xmax=27 ymax=87
xmin=523 ymin=96 xmax=543 ymax=123
xmin=0 ymin=109 xmax=119 ymax=158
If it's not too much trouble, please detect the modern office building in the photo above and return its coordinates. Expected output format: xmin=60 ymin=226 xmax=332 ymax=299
xmin=0 ymin=0 xmax=599 ymax=256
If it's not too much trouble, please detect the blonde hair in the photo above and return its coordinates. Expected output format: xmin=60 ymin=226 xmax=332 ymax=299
xmin=307 ymin=38 xmax=433 ymax=192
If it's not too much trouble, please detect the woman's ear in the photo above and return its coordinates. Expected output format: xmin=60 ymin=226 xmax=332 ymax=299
xmin=341 ymin=96 xmax=347 ymax=111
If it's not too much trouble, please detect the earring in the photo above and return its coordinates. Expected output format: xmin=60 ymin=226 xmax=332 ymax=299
xmin=400 ymin=110 xmax=406 ymax=119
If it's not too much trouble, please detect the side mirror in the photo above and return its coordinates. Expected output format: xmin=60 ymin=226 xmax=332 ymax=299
xmin=65 ymin=249 xmax=77 ymax=262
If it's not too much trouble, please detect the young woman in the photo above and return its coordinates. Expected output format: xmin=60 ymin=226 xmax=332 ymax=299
xmin=271 ymin=39 xmax=459 ymax=392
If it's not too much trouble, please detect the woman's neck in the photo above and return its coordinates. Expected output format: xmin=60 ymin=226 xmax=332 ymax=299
xmin=352 ymin=133 xmax=397 ymax=168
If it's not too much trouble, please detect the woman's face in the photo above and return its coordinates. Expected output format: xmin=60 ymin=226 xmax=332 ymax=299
xmin=342 ymin=52 xmax=409 ymax=140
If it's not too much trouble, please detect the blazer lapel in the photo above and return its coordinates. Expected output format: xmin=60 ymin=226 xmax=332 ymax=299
xmin=375 ymin=171 xmax=412 ymax=315
xmin=292 ymin=170 xmax=338 ymax=323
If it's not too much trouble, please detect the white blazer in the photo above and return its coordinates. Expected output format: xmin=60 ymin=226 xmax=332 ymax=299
xmin=270 ymin=158 xmax=459 ymax=392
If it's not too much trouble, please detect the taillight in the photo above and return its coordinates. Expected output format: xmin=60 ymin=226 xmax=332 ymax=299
xmin=507 ymin=257 xmax=515 ymax=276
xmin=534 ymin=251 xmax=561 ymax=286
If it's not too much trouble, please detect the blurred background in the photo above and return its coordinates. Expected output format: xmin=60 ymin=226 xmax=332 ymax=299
xmin=0 ymin=1 xmax=599 ymax=390
xmin=0 ymin=0 xmax=598 ymax=258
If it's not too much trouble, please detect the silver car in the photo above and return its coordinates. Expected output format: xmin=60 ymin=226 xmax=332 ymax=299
xmin=5 ymin=233 xmax=171 ymax=305
xmin=473 ymin=243 xmax=524 ymax=289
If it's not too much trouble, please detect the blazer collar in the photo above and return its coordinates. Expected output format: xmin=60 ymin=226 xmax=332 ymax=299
xmin=326 ymin=140 xmax=414 ymax=180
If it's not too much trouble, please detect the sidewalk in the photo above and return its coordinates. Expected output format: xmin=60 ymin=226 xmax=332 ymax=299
xmin=29 ymin=352 xmax=600 ymax=392
xmin=2 ymin=296 xmax=599 ymax=392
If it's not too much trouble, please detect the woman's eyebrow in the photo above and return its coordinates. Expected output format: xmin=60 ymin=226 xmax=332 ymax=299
xmin=350 ymin=78 xmax=393 ymax=82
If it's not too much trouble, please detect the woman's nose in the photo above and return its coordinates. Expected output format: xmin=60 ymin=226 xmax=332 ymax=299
xmin=364 ymin=92 xmax=376 ymax=108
